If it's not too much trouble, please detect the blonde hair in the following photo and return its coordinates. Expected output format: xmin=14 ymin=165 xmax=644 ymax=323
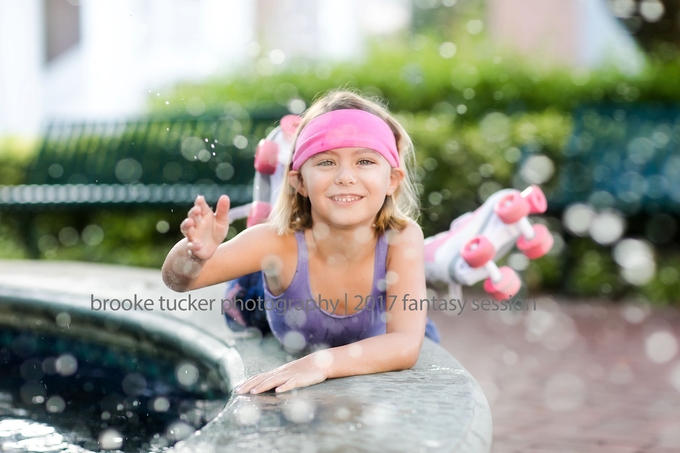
xmin=269 ymin=89 xmax=420 ymax=236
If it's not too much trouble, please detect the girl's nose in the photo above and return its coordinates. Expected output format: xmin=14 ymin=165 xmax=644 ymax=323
xmin=334 ymin=165 xmax=357 ymax=185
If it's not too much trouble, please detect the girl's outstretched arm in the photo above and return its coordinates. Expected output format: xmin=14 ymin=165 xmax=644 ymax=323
xmin=235 ymin=221 xmax=428 ymax=394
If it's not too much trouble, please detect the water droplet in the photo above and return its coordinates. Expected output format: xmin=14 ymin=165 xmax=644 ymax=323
xmin=287 ymin=98 xmax=305 ymax=114
xmin=502 ymin=350 xmax=518 ymax=365
xmin=46 ymin=396 xmax=65 ymax=413
xmin=640 ymin=0 xmax=665 ymax=21
xmin=385 ymin=271 xmax=399 ymax=285
xmin=186 ymin=97 xmax=206 ymax=116
xmin=284 ymin=308 xmax=307 ymax=329
xmin=233 ymin=135 xmax=248 ymax=150
xmin=55 ymin=354 xmax=77 ymax=376
xmin=620 ymin=303 xmax=648 ymax=324
xmin=520 ymin=155 xmax=555 ymax=185
xmin=156 ymin=220 xmax=170 ymax=234
xmin=466 ymin=19 xmax=484 ymax=34
xmin=166 ymin=421 xmax=194 ymax=441
xmin=589 ymin=209 xmax=626 ymax=245
xmin=439 ymin=42 xmax=457 ymax=58
xmin=508 ymin=252 xmax=530 ymax=271
xmin=543 ymin=373 xmax=586 ymax=411
xmin=270 ymin=49 xmax=286 ymax=65
xmin=613 ymin=239 xmax=656 ymax=285
xmin=478 ymin=379 xmax=499 ymax=405
xmin=82 ymin=224 xmax=104 ymax=246
xmin=55 ymin=312 xmax=71 ymax=328
xmin=360 ymin=402 xmax=397 ymax=425
xmin=283 ymin=399 xmax=315 ymax=424
xmin=646 ymin=331 xmax=678 ymax=363
xmin=99 ymin=428 xmax=124 ymax=449
xmin=348 ymin=344 xmax=363 ymax=358
xmin=235 ymin=402 xmax=261 ymax=426
xmin=175 ymin=363 xmax=199 ymax=387
xmin=282 ymin=331 xmax=306 ymax=353
xmin=335 ymin=407 xmax=351 ymax=421
xmin=153 ymin=397 xmax=170 ymax=412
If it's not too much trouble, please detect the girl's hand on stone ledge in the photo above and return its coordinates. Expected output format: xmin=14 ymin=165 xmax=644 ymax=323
xmin=235 ymin=353 xmax=329 ymax=394
xmin=180 ymin=194 xmax=230 ymax=261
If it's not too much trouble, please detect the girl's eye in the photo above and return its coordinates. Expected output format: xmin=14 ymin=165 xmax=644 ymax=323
xmin=317 ymin=160 xmax=334 ymax=166
xmin=358 ymin=159 xmax=374 ymax=165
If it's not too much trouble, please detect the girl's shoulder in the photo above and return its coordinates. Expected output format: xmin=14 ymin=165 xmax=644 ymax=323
xmin=385 ymin=221 xmax=425 ymax=269
xmin=385 ymin=220 xmax=424 ymax=248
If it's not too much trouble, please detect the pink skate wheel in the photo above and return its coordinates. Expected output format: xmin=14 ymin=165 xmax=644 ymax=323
xmin=247 ymin=201 xmax=272 ymax=227
xmin=280 ymin=115 xmax=301 ymax=141
xmin=522 ymin=185 xmax=548 ymax=214
xmin=254 ymin=140 xmax=279 ymax=175
xmin=495 ymin=192 xmax=530 ymax=224
xmin=517 ymin=224 xmax=554 ymax=259
xmin=483 ymin=266 xmax=521 ymax=300
xmin=461 ymin=236 xmax=495 ymax=268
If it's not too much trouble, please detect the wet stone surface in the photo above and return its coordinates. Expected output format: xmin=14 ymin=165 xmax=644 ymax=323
xmin=172 ymin=336 xmax=491 ymax=453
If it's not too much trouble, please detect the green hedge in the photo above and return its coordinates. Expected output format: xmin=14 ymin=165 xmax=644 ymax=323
xmin=150 ymin=35 xmax=680 ymax=120
xmin=0 ymin=137 xmax=35 ymax=185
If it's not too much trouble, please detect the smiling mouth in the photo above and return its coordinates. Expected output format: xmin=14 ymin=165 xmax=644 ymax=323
xmin=330 ymin=195 xmax=363 ymax=203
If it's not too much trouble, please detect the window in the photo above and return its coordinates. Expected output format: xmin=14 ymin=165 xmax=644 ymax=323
xmin=44 ymin=0 xmax=80 ymax=63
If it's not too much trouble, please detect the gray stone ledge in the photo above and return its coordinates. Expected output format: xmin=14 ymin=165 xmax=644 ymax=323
xmin=0 ymin=260 xmax=492 ymax=453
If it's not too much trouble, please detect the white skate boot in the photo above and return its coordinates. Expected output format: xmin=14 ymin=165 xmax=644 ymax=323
xmin=424 ymin=185 xmax=554 ymax=300
xmin=227 ymin=114 xmax=300 ymax=226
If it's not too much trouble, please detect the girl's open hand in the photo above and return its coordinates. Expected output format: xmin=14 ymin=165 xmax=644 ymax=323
xmin=235 ymin=354 xmax=328 ymax=394
xmin=180 ymin=194 xmax=230 ymax=261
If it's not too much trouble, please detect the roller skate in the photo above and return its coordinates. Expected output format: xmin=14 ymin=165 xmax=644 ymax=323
xmin=227 ymin=114 xmax=300 ymax=225
xmin=424 ymin=186 xmax=554 ymax=300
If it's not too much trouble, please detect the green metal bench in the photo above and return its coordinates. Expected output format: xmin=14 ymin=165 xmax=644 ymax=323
xmin=547 ymin=104 xmax=680 ymax=215
xmin=0 ymin=109 xmax=286 ymax=211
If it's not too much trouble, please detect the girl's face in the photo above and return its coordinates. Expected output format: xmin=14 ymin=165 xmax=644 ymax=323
xmin=289 ymin=147 xmax=405 ymax=230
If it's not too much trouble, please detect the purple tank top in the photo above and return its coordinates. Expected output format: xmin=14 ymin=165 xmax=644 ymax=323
xmin=263 ymin=230 xmax=388 ymax=351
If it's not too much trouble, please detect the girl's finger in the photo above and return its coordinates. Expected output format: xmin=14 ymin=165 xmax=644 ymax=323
xmin=237 ymin=372 xmax=287 ymax=395
xmin=214 ymin=195 xmax=231 ymax=226
xmin=197 ymin=195 xmax=212 ymax=216
xmin=235 ymin=374 xmax=271 ymax=395
xmin=250 ymin=374 xmax=291 ymax=394
xmin=274 ymin=377 xmax=299 ymax=394
xmin=276 ymin=372 xmax=323 ymax=394
xmin=189 ymin=212 xmax=203 ymax=227
xmin=180 ymin=218 xmax=194 ymax=235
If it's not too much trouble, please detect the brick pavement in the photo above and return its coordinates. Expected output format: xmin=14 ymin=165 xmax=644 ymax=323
xmin=429 ymin=291 xmax=680 ymax=453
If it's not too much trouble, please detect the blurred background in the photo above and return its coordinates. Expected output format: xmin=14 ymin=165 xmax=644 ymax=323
xmin=2 ymin=1 xmax=680 ymax=451
xmin=2 ymin=0 xmax=679 ymax=304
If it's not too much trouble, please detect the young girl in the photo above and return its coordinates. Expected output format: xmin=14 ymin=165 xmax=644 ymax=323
xmin=162 ymin=90 xmax=438 ymax=395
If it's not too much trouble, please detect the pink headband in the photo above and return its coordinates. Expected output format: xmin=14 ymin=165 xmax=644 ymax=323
xmin=292 ymin=109 xmax=400 ymax=170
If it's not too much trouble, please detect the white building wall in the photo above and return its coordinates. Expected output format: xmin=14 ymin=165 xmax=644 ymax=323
xmin=318 ymin=0 xmax=364 ymax=62
xmin=0 ymin=0 xmax=45 ymax=136
xmin=44 ymin=0 xmax=257 ymax=123
xmin=580 ymin=0 xmax=644 ymax=74
xmin=0 ymin=0 xmax=409 ymax=137
xmin=487 ymin=0 xmax=644 ymax=73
